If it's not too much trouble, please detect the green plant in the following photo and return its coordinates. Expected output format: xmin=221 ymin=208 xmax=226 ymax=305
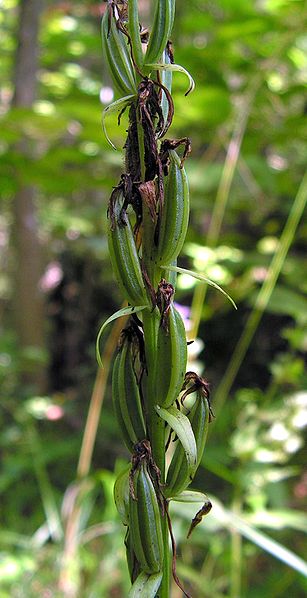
xmin=98 ymin=1 xmax=219 ymax=595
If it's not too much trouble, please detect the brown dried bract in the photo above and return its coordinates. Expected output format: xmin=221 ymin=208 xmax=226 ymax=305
xmin=156 ymin=279 xmax=175 ymax=330
xmin=141 ymin=263 xmax=156 ymax=310
xmin=108 ymin=174 xmax=143 ymax=235
xmin=181 ymin=371 xmax=215 ymax=421
xmin=137 ymin=79 xmax=163 ymax=181
xmin=187 ymin=499 xmax=212 ymax=539
xmin=118 ymin=321 xmax=145 ymax=370
xmin=106 ymin=0 xmax=128 ymax=36
xmin=129 ymin=440 xmax=163 ymax=511
xmin=160 ymin=137 xmax=192 ymax=174
xmin=138 ymin=180 xmax=157 ymax=223
xmin=107 ymin=183 xmax=127 ymax=231
xmin=125 ymin=104 xmax=142 ymax=182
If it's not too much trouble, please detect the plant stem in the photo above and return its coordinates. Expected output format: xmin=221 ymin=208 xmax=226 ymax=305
xmin=230 ymin=489 xmax=243 ymax=598
xmin=27 ymin=421 xmax=62 ymax=542
xmin=135 ymin=106 xmax=170 ymax=595
xmin=77 ymin=312 xmax=125 ymax=477
xmin=213 ymin=169 xmax=307 ymax=415
xmin=189 ymin=80 xmax=259 ymax=341
xmin=59 ymin=316 xmax=124 ymax=596
xmin=159 ymin=516 xmax=171 ymax=598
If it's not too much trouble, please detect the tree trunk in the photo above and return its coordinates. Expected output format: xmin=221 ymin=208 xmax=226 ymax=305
xmin=12 ymin=0 xmax=46 ymax=391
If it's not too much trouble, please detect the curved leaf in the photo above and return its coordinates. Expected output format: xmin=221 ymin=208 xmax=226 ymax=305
xmin=96 ymin=305 xmax=147 ymax=367
xmin=171 ymin=490 xmax=210 ymax=504
xmin=161 ymin=264 xmax=237 ymax=310
xmin=146 ymin=63 xmax=195 ymax=96
xmin=102 ymin=94 xmax=135 ymax=150
xmin=155 ymin=404 xmax=197 ymax=475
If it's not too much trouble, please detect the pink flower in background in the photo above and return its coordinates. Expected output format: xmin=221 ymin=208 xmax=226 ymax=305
xmin=174 ymin=302 xmax=191 ymax=332
xmin=39 ymin=261 xmax=63 ymax=292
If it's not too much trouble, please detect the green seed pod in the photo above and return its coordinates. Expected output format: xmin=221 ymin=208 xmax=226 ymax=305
xmin=145 ymin=0 xmax=175 ymax=66
xmin=101 ymin=6 xmax=137 ymax=96
xmin=112 ymin=332 xmax=146 ymax=452
xmin=127 ymin=0 xmax=144 ymax=70
xmin=125 ymin=529 xmax=141 ymax=583
xmin=114 ymin=465 xmax=130 ymax=525
xmin=129 ymin=461 xmax=164 ymax=574
xmin=156 ymin=150 xmax=189 ymax=266
xmin=165 ymin=391 xmax=211 ymax=498
xmin=154 ymin=304 xmax=187 ymax=408
xmin=108 ymin=190 xmax=149 ymax=306
xmin=128 ymin=570 xmax=163 ymax=597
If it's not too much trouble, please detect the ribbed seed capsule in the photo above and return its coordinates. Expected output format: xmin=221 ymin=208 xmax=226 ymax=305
xmin=127 ymin=0 xmax=143 ymax=70
xmin=156 ymin=150 xmax=189 ymax=265
xmin=165 ymin=392 xmax=210 ymax=498
xmin=129 ymin=461 xmax=164 ymax=574
xmin=112 ymin=334 xmax=146 ymax=452
xmin=101 ymin=8 xmax=137 ymax=96
xmin=108 ymin=190 xmax=148 ymax=306
xmin=145 ymin=0 xmax=175 ymax=66
xmin=125 ymin=529 xmax=140 ymax=583
xmin=154 ymin=304 xmax=187 ymax=408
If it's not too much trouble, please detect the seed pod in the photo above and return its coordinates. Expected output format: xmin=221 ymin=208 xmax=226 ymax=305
xmin=114 ymin=465 xmax=130 ymax=525
xmin=127 ymin=0 xmax=143 ymax=70
xmin=154 ymin=304 xmax=187 ymax=408
xmin=129 ymin=460 xmax=164 ymax=574
xmin=165 ymin=391 xmax=211 ymax=498
xmin=101 ymin=7 xmax=137 ymax=96
xmin=128 ymin=570 xmax=163 ymax=597
xmin=125 ymin=529 xmax=140 ymax=583
xmin=156 ymin=150 xmax=189 ymax=266
xmin=112 ymin=331 xmax=146 ymax=452
xmin=145 ymin=0 xmax=175 ymax=66
xmin=108 ymin=190 xmax=148 ymax=306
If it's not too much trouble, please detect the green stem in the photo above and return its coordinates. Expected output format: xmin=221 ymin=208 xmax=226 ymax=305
xmin=27 ymin=421 xmax=62 ymax=542
xmin=142 ymin=308 xmax=166 ymax=477
xmin=213 ymin=169 xmax=307 ymax=415
xmin=159 ymin=516 xmax=171 ymax=598
xmin=136 ymin=104 xmax=171 ymax=596
xmin=189 ymin=80 xmax=259 ymax=341
xmin=230 ymin=489 xmax=243 ymax=598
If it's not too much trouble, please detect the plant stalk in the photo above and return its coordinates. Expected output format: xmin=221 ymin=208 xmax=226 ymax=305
xmin=136 ymin=106 xmax=170 ymax=595
xmin=189 ymin=80 xmax=259 ymax=341
xmin=214 ymin=169 xmax=307 ymax=415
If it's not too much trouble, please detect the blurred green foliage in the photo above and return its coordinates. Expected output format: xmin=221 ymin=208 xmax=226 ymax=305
xmin=0 ymin=0 xmax=306 ymax=596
